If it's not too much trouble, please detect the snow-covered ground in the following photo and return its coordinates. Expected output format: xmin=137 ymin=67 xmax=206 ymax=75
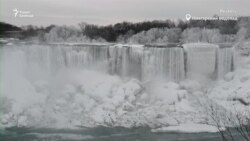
xmin=0 ymin=43 xmax=249 ymax=133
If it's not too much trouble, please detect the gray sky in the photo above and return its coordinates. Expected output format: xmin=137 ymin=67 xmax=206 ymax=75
xmin=0 ymin=0 xmax=249 ymax=26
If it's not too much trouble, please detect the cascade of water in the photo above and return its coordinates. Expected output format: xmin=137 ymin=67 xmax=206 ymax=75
xmin=127 ymin=47 xmax=143 ymax=80
xmin=109 ymin=45 xmax=124 ymax=76
xmin=141 ymin=47 xmax=185 ymax=82
xmin=6 ymin=44 xmax=111 ymax=79
xmin=66 ymin=45 xmax=110 ymax=69
xmin=1 ymin=43 xmax=235 ymax=84
xmin=65 ymin=48 xmax=91 ymax=68
xmin=217 ymin=47 xmax=235 ymax=79
xmin=183 ymin=43 xmax=219 ymax=81
xmin=108 ymin=45 xmax=143 ymax=80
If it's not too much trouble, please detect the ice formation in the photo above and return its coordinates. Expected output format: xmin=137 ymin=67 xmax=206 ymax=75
xmin=0 ymin=42 xmax=242 ymax=132
xmin=183 ymin=43 xmax=235 ymax=82
xmin=0 ymin=43 xmax=233 ymax=82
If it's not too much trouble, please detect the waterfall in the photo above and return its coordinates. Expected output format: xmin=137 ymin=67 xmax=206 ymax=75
xmin=183 ymin=43 xmax=218 ymax=81
xmin=0 ymin=43 xmax=235 ymax=83
xmin=142 ymin=47 xmax=185 ymax=82
xmin=109 ymin=45 xmax=144 ymax=80
xmin=108 ymin=45 xmax=185 ymax=82
xmin=183 ymin=43 xmax=235 ymax=82
xmin=217 ymin=47 xmax=235 ymax=79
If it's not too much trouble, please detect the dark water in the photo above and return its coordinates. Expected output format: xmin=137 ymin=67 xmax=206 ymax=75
xmin=0 ymin=126 xmax=244 ymax=141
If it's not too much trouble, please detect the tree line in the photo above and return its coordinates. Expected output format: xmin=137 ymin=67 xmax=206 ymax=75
xmin=1 ymin=17 xmax=249 ymax=43
xmin=78 ymin=19 xmax=241 ymax=42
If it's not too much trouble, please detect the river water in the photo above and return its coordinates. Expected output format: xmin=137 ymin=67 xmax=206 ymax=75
xmin=0 ymin=126 xmax=235 ymax=141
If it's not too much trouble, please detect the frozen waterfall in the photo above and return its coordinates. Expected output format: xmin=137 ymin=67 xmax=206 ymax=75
xmin=0 ymin=43 xmax=235 ymax=83
xmin=183 ymin=43 xmax=235 ymax=81
xmin=109 ymin=45 xmax=185 ymax=82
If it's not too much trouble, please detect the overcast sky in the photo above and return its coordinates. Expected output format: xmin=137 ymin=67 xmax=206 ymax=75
xmin=0 ymin=0 xmax=249 ymax=26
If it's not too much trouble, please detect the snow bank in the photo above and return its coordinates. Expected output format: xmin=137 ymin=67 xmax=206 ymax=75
xmin=0 ymin=63 xmax=198 ymax=128
xmin=208 ymin=68 xmax=250 ymax=115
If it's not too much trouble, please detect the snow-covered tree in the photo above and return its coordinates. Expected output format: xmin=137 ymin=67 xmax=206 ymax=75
xmin=126 ymin=28 xmax=181 ymax=44
xmin=181 ymin=28 xmax=223 ymax=43
xmin=43 ymin=25 xmax=107 ymax=43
